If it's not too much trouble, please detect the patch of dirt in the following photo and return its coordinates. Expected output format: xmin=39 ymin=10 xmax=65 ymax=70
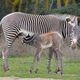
xmin=0 ymin=77 xmax=62 ymax=80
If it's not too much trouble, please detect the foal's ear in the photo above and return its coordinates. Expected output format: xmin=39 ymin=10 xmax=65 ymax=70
xmin=77 ymin=17 xmax=80 ymax=26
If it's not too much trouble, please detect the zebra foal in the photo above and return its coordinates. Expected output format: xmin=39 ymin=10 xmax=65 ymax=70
xmin=19 ymin=29 xmax=63 ymax=74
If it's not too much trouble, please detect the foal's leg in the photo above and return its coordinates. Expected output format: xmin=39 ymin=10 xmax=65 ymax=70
xmin=30 ymin=48 xmax=42 ymax=73
xmin=53 ymin=49 xmax=63 ymax=74
xmin=47 ymin=47 xmax=53 ymax=73
xmin=34 ymin=49 xmax=42 ymax=73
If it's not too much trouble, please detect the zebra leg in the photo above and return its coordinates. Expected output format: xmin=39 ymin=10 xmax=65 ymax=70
xmin=2 ymin=33 xmax=18 ymax=71
xmin=34 ymin=50 xmax=42 ymax=73
xmin=30 ymin=48 xmax=42 ymax=73
xmin=47 ymin=47 xmax=53 ymax=73
xmin=2 ymin=46 xmax=9 ymax=72
xmin=53 ymin=49 xmax=63 ymax=75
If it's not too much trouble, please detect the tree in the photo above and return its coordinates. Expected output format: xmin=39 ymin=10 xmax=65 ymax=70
xmin=18 ymin=0 xmax=22 ymax=11
xmin=70 ymin=0 xmax=76 ymax=5
xmin=50 ymin=0 xmax=54 ymax=9
xmin=10 ymin=0 xmax=22 ymax=12
xmin=64 ymin=0 xmax=76 ymax=7
xmin=45 ymin=0 xmax=49 ymax=10
xmin=57 ymin=0 xmax=61 ymax=8
xmin=64 ymin=0 xmax=69 ymax=7
xmin=5 ymin=0 xmax=8 ymax=8
xmin=35 ymin=0 xmax=39 ymax=10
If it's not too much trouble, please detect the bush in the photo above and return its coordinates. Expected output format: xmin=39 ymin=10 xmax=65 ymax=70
xmin=35 ymin=4 xmax=80 ymax=16
xmin=51 ymin=4 xmax=80 ymax=16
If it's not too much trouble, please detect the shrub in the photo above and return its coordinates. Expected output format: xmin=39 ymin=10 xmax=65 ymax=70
xmin=51 ymin=4 xmax=80 ymax=16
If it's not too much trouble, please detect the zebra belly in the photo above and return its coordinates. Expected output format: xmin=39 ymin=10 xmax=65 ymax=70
xmin=41 ymin=42 xmax=52 ymax=49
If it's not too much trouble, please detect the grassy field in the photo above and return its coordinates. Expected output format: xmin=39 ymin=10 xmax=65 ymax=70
xmin=0 ymin=56 xmax=80 ymax=80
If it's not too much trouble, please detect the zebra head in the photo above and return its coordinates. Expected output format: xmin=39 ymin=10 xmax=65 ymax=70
xmin=62 ymin=15 xmax=74 ymax=39
xmin=66 ymin=16 xmax=79 ymax=49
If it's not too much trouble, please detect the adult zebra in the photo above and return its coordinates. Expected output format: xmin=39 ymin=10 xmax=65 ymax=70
xmin=0 ymin=12 xmax=73 ymax=72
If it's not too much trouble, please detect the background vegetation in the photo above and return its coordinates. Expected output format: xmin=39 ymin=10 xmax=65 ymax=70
xmin=0 ymin=0 xmax=80 ymax=20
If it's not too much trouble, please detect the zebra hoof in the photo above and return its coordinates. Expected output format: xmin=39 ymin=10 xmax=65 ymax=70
xmin=55 ymin=69 xmax=63 ymax=75
xmin=29 ymin=69 xmax=32 ymax=73
xmin=48 ymin=69 xmax=51 ymax=74
xmin=3 ymin=64 xmax=9 ymax=72
xmin=3 ymin=66 xmax=9 ymax=72
xmin=35 ymin=69 xmax=38 ymax=73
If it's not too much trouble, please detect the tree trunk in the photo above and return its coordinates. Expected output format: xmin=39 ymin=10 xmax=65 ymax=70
xmin=45 ymin=0 xmax=49 ymax=10
xmin=12 ymin=0 xmax=20 ymax=12
xmin=57 ymin=0 xmax=61 ymax=8
xmin=35 ymin=0 xmax=39 ymax=10
xmin=26 ymin=0 xmax=32 ymax=13
xmin=72 ymin=0 xmax=76 ymax=5
xmin=50 ymin=0 xmax=54 ymax=10
xmin=64 ymin=0 xmax=69 ymax=7
xmin=18 ymin=0 xmax=22 ymax=11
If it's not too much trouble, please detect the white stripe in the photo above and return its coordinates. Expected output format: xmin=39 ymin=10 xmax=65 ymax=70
xmin=19 ymin=29 xmax=34 ymax=36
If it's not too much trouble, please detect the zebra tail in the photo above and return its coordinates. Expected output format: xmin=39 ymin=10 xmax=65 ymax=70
xmin=0 ymin=22 xmax=3 ymax=37
xmin=0 ymin=22 xmax=2 ymax=27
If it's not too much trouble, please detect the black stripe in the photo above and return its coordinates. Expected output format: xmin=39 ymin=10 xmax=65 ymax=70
xmin=23 ymin=35 xmax=35 ymax=43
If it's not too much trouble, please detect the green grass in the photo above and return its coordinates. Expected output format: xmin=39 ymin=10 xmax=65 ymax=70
xmin=0 ymin=56 xmax=80 ymax=80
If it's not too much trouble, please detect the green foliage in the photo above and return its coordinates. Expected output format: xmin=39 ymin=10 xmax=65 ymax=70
xmin=51 ymin=4 xmax=80 ymax=16
xmin=0 ymin=0 xmax=80 ymax=17
xmin=34 ymin=4 xmax=80 ymax=15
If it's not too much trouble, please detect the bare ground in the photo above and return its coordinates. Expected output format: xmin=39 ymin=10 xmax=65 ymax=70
xmin=0 ymin=77 xmax=62 ymax=80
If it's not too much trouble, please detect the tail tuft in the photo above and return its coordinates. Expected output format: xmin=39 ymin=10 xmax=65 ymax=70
xmin=0 ymin=22 xmax=2 ymax=27
xmin=0 ymin=22 xmax=3 ymax=36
